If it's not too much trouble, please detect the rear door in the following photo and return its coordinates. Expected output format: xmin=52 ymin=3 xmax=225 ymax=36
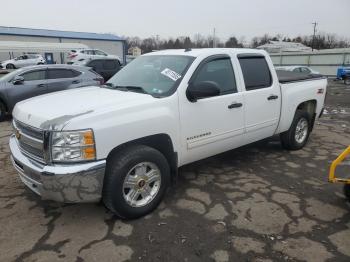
xmin=7 ymin=69 xmax=47 ymax=107
xmin=102 ymin=59 xmax=121 ymax=80
xmin=47 ymin=68 xmax=82 ymax=93
xmin=238 ymin=54 xmax=281 ymax=143
xmin=87 ymin=60 xmax=104 ymax=79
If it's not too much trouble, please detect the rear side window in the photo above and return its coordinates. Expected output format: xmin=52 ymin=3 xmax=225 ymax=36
xmin=48 ymin=69 xmax=76 ymax=79
xmin=300 ymin=67 xmax=311 ymax=73
xmin=238 ymin=56 xmax=272 ymax=90
xmin=103 ymin=60 xmax=120 ymax=70
xmin=71 ymin=70 xmax=82 ymax=77
xmin=95 ymin=50 xmax=107 ymax=56
xmin=193 ymin=57 xmax=237 ymax=95
xmin=20 ymin=70 xmax=46 ymax=81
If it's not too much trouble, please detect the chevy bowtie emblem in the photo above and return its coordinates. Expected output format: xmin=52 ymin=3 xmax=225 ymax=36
xmin=15 ymin=129 xmax=21 ymax=140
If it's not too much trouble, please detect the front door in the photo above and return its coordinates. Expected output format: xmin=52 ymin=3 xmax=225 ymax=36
xmin=179 ymin=55 xmax=246 ymax=165
xmin=8 ymin=69 xmax=48 ymax=107
xmin=238 ymin=54 xmax=281 ymax=143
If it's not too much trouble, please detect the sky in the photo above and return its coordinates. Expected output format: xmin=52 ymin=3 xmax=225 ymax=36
xmin=0 ymin=0 xmax=349 ymax=42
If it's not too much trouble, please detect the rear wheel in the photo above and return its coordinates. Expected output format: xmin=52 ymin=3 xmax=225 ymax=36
xmin=0 ymin=101 xmax=6 ymax=121
xmin=6 ymin=64 xmax=15 ymax=69
xmin=103 ymin=145 xmax=170 ymax=219
xmin=280 ymin=110 xmax=311 ymax=150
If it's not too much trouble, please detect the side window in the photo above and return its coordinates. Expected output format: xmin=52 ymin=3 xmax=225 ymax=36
xmin=103 ymin=60 xmax=120 ymax=70
xmin=87 ymin=60 xmax=103 ymax=70
xmin=48 ymin=69 xmax=74 ymax=79
xmin=301 ymin=67 xmax=311 ymax=73
xmin=95 ymin=50 xmax=107 ymax=56
xmin=238 ymin=56 xmax=272 ymax=90
xmin=71 ymin=70 xmax=82 ymax=77
xmin=20 ymin=70 xmax=46 ymax=81
xmin=293 ymin=68 xmax=301 ymax=73
xmin=192 ymin=57 xmax=237 ymax=95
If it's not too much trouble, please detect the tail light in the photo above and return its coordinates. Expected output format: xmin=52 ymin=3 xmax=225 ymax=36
xmin=94 ymin=78 xmax=104 ymax=85
xmin=68 ymin=54 xmax=78 ymax=59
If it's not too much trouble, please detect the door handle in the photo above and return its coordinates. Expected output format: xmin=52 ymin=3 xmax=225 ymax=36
xmin=72 ymin=80 xmax=80 ymax=84
xmin=37 ymin=84 xmax=45 ymax=88
xmin=228 ymin=102 xmax=243 ymax=109
xmin=267 ymin=95 xmax=279 ymax=100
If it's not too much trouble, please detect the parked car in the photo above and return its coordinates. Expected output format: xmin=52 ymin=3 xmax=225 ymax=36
xmin=0 ymin=54 xmax=46 ymax=69
xmin=75 ymin=58 xmax=122 ymax=81
xmin=67 ymin=49 xmax=120 ymax=65
xmin=336 ymin=66 xmax=350 ymax=85
xmin=0 ymin=64 xmax=103 ymax=120
xmin=9 ymin=49 xmax=327 ymax=219
xmin=275 ymin=65 xmax=319 ymax=74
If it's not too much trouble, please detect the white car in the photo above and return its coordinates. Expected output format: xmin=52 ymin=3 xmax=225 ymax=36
xmin=275 ymin=65 xmax=319 ymax=74
xmin=0 ymin=54 xmax=46 ymax=69
xmin=10 ymin=48 xmax=327 ymax=219
xmin=67 ymin=49 xmax=120 ymax=65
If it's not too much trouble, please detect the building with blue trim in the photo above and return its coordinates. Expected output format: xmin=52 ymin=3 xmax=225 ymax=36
xmin=0 ymin=26 xmax=126 ymax=64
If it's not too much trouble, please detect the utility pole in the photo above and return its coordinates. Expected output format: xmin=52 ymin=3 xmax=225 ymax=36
xmin=311 ymin=22 xmax=317 ymax=51
xmin=213 ymin=28 xmax=216 ymax=48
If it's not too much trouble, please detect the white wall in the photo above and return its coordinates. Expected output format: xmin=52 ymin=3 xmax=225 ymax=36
xmin=270 ymin=50 xmax=350 ymax=76
xmin=0 ymin=35 xmax=125 ymax=64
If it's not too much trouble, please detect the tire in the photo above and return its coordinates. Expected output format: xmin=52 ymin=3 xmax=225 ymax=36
xmin=344 ymin=184 xmax=350 ymax=202
xmin=103 ymin=145 xmax=170 ymax=219
xmin=0 ymin=101 xmax=6 ymax=121
xmin=280 ymin=110 xmax=311 ymax=150
xmin=344 ymin=77 xmax=350 ymax=85
xmin=6 ymin=64 xmax=15 ymax=69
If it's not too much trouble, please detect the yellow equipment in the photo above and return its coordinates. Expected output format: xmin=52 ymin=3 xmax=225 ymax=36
xmin=329 ymin=146 xmax=350 ymax=200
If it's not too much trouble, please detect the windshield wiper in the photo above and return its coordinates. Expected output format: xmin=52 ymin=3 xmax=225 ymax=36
xmin=114 ymin=85 xmax=148 ymax=94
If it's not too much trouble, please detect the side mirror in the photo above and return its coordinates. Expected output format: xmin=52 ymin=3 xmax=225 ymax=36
xmin=12 ymin=76 xmax=24 ymax=85
xmin=186 ymin=81 xmax=220 ymax=102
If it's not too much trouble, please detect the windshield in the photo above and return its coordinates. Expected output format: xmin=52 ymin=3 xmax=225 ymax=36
xmin=0 ymin=68 xmax=26 ymax=82
xmin=106 ymin=55 xmax=195 ymax=97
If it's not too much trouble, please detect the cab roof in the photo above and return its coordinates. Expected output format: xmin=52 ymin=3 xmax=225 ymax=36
xmin=144 ymin=48 xmax=268 ymax=58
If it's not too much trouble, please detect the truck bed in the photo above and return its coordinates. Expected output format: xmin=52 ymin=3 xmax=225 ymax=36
xmin=277 ymin=70 xmax=326 ymax=84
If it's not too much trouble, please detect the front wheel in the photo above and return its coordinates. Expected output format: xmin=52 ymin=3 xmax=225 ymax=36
xmin=0 ymin=101 xmax=6 ymax=121
xmin=103 ymin=145 xmax=170 ymax=219
xmin=6 ymin=64 xmax=15 ymax=69
xmin=280 ymin=110 xmax=311 ymax=150
xmin=344 ymin=77 xmax=350 ymax=85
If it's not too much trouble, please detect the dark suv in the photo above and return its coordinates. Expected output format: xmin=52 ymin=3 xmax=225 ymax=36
xmin=79 ymin=58 xmax=122 ymax=81
xmin=0 ymin=65 xmax=103 ymax=120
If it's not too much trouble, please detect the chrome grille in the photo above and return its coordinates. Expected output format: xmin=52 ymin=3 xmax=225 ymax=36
xmin=13 ymin=120 xmax=45 ymax=163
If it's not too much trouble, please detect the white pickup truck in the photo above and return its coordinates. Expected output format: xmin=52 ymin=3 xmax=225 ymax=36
xmin=9 ymin=48 xmax=327 ymax=218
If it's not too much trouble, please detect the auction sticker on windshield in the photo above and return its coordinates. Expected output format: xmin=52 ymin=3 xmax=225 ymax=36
xmin=161 ymin=68 xmax=182 ymax=81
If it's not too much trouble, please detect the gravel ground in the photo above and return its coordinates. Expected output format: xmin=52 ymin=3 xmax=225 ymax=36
xmin=0 ymin=80 xmax=349 ymax=262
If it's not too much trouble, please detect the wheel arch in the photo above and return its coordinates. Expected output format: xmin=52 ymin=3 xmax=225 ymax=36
xmin=296 ymin=99 xmax=317 ymax=131
xmin=106 ymin=133 xmax=178 ymax=183
xmin=0 ymin=95 xmax=8 ymax=113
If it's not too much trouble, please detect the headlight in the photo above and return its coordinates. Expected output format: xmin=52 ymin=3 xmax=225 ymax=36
xmin=51 ymin=129 xmax=96 ymax=162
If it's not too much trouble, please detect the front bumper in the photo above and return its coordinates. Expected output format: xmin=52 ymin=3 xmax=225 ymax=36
xmin=9 ymin=135 xmax=106 ymax=203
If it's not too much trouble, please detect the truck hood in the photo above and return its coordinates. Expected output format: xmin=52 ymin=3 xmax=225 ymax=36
xmin=13 ymin=86 xmax=155 ymax=130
